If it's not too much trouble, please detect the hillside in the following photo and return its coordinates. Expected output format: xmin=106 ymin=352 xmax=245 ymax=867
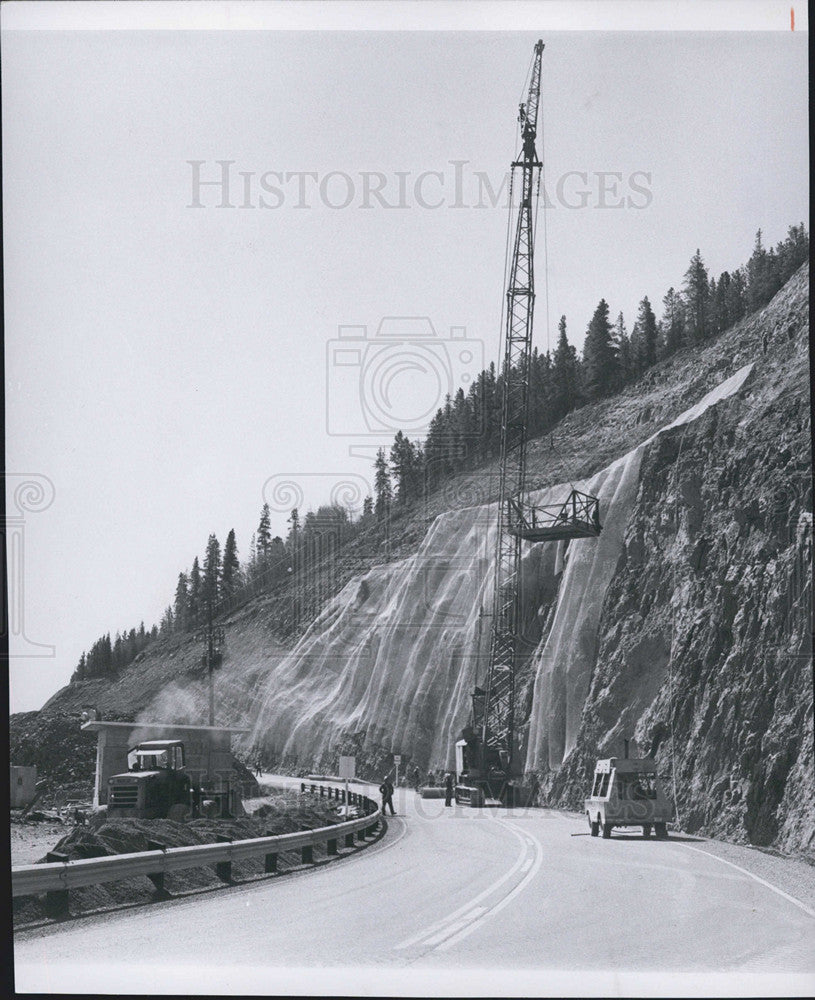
xmin=12 ymin=264 xmax=811 ymax=854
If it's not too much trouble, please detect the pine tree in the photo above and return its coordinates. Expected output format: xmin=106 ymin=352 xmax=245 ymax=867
xmin=631 ymin=296 xmax=657 ymax=372
xmin=776 ymin=223 xmax=809 ymax=284
xmin=248 ymin=532 xmax=257 ymax=577
xmin=552 ymin=316 xmax=580 ymax=418
xmin=745 ymin=229 xmax=784 ymax=312
xmin=160 ymin=606 xmax=174 ymax=634
xmin=711 ymin=272 xmax=732 ymax=336
xmin=221 ymin=528 xmax=240 ymax=598
xmin=682 ymin=249 xmax=710 ymax=342
xmin=529 ymin=347 xmax=554 ymax=436
xmin=725 ymin=268 xmax=746 ymax=324
xmin=202 ymin=533 xmax=221 ymax=609
xmin=286 ymin=510 xmax=301 ymax=583
xmin=661 ymin=286 xmax=685 ymax=356
xmin=362 ymin=495 xmax=374 ymax=519
xmin=188 ymin=557 xmax=202 ymax=624
xmin=257 ymin=504 xmax=272 ymax=563
xmin=374 ymin=448 xmax=392 ymax=520
xmin=582 ymin=299 xmax=618 ymax=400
xmin=174 ymin=572 xmax=189 ymax=632
xmin=614 ymin=312 xmax=632 ymax=384
xmin=390 ymin=431 xmax=421 ymax=505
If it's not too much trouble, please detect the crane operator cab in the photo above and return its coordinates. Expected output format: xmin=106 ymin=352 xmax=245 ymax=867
xmin=585 ymin=755 xmax=673 ymax=839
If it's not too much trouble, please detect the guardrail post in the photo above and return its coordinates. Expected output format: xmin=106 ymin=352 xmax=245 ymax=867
xmin=326 ymin=838 xmax=337 ymax=855
xmin=356 ymin=827 xmax=366 ymax=842
xmin=345 ymin=832 xmax=355 ymax=848
xmin=215 ymin=835 xmax=232 ymax=882
xmin=301 ymin=844 xmax=314 ymax=864
xmin=300 ymin=782 xmax=305 ymax=793
xmin=310 ymin=783 xmax=316 ymax=794
xmin=264 ymin=852 xmax=278 ymax=873
xmin=45 ymin=851 xmax=70 ymax=918
xmin=319 ymin=786 xmax=325 ymax=797
xmin=146 ymin=840 xmax=168 ymax=896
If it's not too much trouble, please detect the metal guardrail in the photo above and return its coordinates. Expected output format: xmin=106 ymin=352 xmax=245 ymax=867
xmin=12 ymin=784 xmax=381 ymax=914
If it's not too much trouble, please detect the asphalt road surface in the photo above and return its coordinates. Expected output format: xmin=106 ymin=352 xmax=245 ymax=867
xmin=14 ymin=781 xmax=815 ymax=996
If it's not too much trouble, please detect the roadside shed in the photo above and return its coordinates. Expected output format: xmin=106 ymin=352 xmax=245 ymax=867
xmin=80 ymin=720 xmax=249 ymax=807
xmin=10 ymin=765 xmax=38 ymax=808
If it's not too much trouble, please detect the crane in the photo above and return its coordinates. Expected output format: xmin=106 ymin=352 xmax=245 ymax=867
xmin=455 ymin=40 xmax=602 ymax=807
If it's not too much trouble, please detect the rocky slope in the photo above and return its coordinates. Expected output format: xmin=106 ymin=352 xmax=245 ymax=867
xmin=16 ymin=265 xmax=811 ymax=855
xmin=547 ymin=267 xmax=812 ymax=854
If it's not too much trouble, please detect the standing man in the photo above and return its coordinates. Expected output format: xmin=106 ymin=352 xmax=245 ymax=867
xmin=444 ymin=772 xmax=454 ymax=807
xmin=412 ymin=765 xmax=421 ymax=791
xmin=379 ymin=776 xmax=396 ymax=816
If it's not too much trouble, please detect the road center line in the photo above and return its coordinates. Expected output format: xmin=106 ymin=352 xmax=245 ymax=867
xmin=394 ymin=820 xmax=531 ymax=950
xmin=674 ymin=843 xmax=815 ymax=920
xmin=435 ymin=821 xmax=544 ymax=952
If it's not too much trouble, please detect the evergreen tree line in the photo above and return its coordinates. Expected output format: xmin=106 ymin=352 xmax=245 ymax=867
xmin=367 ymin=224 xmax=808 ymax=514
xmin=70 ymin=223 xmax=807 ymax=675
xmin=72 ymin=622 xmax=158 ymax=681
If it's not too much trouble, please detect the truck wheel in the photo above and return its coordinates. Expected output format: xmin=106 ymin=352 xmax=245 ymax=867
xmin=642 ymin=824 xmax=652 ymax=838
xmin=655 ymin=822 xmax=668 ymax=839
xmin=589 ymin=814 xmax=599 ymax=837
xmin=602 ymin=822 xmax=612 ymax=839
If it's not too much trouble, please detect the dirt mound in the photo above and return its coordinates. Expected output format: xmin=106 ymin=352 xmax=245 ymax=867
xmin=14 ymin=791 xmax=345 ymax=926
xmin=9 ymin=712 xmax=99 ymax=807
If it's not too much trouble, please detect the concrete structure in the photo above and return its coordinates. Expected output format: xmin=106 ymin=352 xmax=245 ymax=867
xmin=81 ymin=721 xmax=249 ymax=808
xmin=10 ymin=765 xmax=38 ymax=808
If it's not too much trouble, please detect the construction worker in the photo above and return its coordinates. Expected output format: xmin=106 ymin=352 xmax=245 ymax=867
xmin=379 ymin=776 xmax=395 ymax=816
xmin=444 ymin=773 xmax=454 ymax=807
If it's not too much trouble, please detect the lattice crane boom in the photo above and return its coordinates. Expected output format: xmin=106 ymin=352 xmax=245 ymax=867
xmin=478 ymin=39 xmax=545 ymax=775
xmin=456 ymin=40 xmax=601 ymax=806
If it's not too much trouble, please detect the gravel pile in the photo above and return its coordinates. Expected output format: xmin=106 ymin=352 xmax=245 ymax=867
xmin=13 ymin=790 xmax=344 ymax=926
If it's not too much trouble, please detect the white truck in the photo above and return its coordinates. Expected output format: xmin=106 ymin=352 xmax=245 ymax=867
xmin=585 ymin=755 xmax=673 ymax=839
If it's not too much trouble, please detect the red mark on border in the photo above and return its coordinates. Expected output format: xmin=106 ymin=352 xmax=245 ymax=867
xmin=791 ymin=6 xmax=795 ymax=30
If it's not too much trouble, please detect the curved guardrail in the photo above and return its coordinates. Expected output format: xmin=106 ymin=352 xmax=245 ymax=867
xmin=12 ymin=783 xmax=381 ymax=917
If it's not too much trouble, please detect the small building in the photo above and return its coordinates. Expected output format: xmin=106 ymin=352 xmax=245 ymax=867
xmin=10 ymin=765 xmax=38 ymax=808
xmin=81 ymin=720 xmax=250 ymax=808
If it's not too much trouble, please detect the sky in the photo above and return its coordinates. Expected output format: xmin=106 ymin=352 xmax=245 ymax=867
xmin=3 ymin=5 xmax=809 ymax=712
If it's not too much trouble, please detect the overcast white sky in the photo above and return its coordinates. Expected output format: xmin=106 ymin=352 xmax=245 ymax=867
xmin=3 ymin=4 xmax=809 ymax=712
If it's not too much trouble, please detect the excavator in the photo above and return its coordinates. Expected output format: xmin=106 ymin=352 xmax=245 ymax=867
xmin=455 ymin=40 xmax=602 ymax=807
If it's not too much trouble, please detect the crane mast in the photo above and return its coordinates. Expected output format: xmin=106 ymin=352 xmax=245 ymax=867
xmin=456 ymin=40 xmax=601 ymax=806
xmin=477 ymin=40 xmax=545 ymax=793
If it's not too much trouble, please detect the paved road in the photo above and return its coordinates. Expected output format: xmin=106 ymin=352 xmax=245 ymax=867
xmin=14 ymin=782 xmax=815 ymax=996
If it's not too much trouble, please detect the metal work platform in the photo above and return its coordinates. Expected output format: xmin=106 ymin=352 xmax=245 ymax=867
xmin=507 ymin=489 xmax=602 ymax=542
